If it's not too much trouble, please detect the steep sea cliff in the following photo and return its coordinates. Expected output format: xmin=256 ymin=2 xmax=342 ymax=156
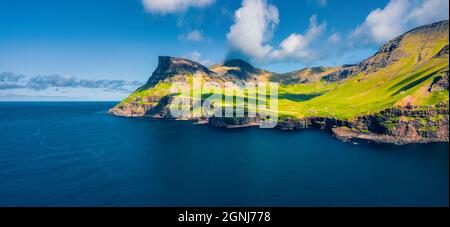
xmin=109 ymin=21 xmax=450 ymax=144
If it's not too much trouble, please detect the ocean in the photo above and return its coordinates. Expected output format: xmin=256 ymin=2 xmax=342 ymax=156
xmin=0 ymin=102 xmax=448 ymax=206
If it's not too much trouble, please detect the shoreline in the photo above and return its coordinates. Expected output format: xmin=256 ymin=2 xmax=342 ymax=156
xmin=107 ymin=110 xmax=450 ymax=145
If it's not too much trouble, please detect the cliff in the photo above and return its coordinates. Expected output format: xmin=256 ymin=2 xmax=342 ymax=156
xmin=210 ymin=59 xmax=273 ymax=82
xmin=145 ymin=56 xmax=217 ymax=87
xmin=324 ymin=20 xmax=450 ymax=82
xmin=110 ymin=20 xmax=449 ymax=144
xmin=274 ymin=106 xmax=449 ymax=144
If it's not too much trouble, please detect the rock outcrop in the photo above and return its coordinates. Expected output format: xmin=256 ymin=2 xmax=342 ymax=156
xmin=347 ymin=106 xmax=449 ymax=144
xmin=109 ymin=20 xmax=449 ymax=145
xmin=435 ymin=45 xmax=449 ymax=58
xmin=210 ymin=59 xmax=272 ymax=81
xmin=429 ymin=72 xmax=449 ymax=92
xmin=275 ymin=106 xmax=449 ymax=144
xmin=269 ymin=67 xmax=335 ymax=84
xmin=146 ymin=56 xmax=217 ymax=86
xmin=324 ymin=20 xmax=450 ymax=82
xmin=208 ymin=116 xmax=260 ymax=128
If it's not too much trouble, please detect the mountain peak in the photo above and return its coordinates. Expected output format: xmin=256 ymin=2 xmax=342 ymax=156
xmin=154 ymin=56 xmax=212 ymax=75
xmin=223 ymin=59 xmax=257 ymax=72
xmin=405 ymin=20 xmax=449 ymax=36
xmin=210 ymin=59 xmax=266 ymax=80
xmin=324 ymin=20 xmax=449 ymax=82
xmin=146 ymin=56 xmax=214 ymax=86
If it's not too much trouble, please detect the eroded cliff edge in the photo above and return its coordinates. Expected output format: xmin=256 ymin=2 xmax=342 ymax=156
xmin=109 ymin=21 xmax=450 ymax=144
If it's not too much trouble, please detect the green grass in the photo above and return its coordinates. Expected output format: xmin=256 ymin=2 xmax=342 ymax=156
xmin=116 ymin=34 xmax=449 ymax=121
xmin=117 ymin=82 xmax=172 ymax=107
xmin=117 ymin=58 xmax=448 ymax=120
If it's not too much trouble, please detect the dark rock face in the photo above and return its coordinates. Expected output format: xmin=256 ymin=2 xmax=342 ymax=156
xmin=356 ymin=107 xmax=449 ymax=140
xmin=324 ymin=20 xmax=449 ymax=83
xmin=214 ymin=59 xmax=267 ymax=81
xmin=271 ymin=106 xmax=449 ymax=144
xmin=146 ymin=56 xmax=216 ymax=86
xmin=108 ymin=101 xmax=151 ymax=117
xmin=270 ymin=67 xmax=329 ymax=84
xmin=108 ymin=94 xmax=176 ymax=118
xmin=331 ymin=107 xmax=450 ymax=144
xmin=323 ymin=36 xmax=407 ymax=82
xmin=276 ymin=117 xmax=350 ymax=131
xmin=208 ymin=116 xmax=259 ymax=128
xmin=435 ymin=45 xmax=449 ymax=58
xmin=145 ymin=95 xmax=175 ymax=118
xmin=324 ymin=36 xmax=408 ymax=82
xmin=429 ymin=71 xmax=449 ymax=92
xmin=360 ymin=38 xmax=407 ymax=70
xmin=223 ymin=59 xmax=259 ymax=75
xmin=204 ymin=102 xmax=449 ymax=144
xmin=323 ymin=66 xmax=359 ymax=82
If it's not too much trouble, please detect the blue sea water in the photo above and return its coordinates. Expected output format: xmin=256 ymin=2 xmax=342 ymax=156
xmin=0 ymin=102 xmax=448 ymax=207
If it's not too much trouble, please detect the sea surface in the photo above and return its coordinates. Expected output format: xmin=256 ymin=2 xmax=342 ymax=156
xmin=0 ymin=102 xmax=448 ymax=207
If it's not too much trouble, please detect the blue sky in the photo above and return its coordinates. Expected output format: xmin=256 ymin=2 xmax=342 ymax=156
xmin=0 ymin=0 xmax=448 ymax=100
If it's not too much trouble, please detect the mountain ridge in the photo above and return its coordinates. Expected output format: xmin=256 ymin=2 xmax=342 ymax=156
xmin=109 ymin=20 xmax=449 ymax=144
xmin=145 ymin=56 xmax=217 ymax=86
xmin=139 ymin=21 xmax=449 ymax=87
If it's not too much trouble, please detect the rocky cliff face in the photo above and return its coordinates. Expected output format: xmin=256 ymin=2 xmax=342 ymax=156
xmin=222 ymin=59 xmax=260 ymax=79
xmin=435 ymin=44 xmax=449 ymax=58
xmin=208 ymin=116 xmax=260 ymax=128
xmin=110 ymin=20 xmax=449 ymax=144
xmin=429 ymin=72 xmax=449 ymax=92
xmin=210 ymin=59 xmax=272 ymax=82
xmin=146 ymin=56 xmax=217 ymax=86
xmin=273 ymin=105 xmax=449 ymax=144
xmin=109 ymin=56 xmax=226 ymax=118
xmin=269 ymin=67 xmax=336 ymax=84
xmin=324 ymin=20 xmax=450 ymax=82
xmin=109 ymin=95 xmax=174 ymax=118
xmin=332 ymin=106 xmax=449 ymax=144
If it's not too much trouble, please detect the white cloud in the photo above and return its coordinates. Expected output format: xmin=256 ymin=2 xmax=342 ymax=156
xmin=226 ymin=0 xmax=279 ymax=60
xmin=352 ymin=0 xmax=449 ymax=44
xmin=0 ymin=72 xmax=142 ymax=93
xmin=141 ymin=0 xmax=215 ymax=14
xmin=270 ymin=15 xmax=326 ymax=61
xmin=179 ymin=30 xmax=206 ymax=42
xmin=188 ymin=51 xmax=213 ymax=66
xmin=327 ymin=32 xmax=341 ymax=44
xmin=409 ymin=0 xmax=449 ymax=25
xmin=226 ymin=0 xmax=326 ymax=63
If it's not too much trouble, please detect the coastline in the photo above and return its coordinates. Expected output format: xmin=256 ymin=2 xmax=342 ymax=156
xmin=107 ymin=107 xmax=450 ymax=145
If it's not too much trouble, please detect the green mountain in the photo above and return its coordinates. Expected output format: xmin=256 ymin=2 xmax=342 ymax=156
xmin=110 ymin=20 xmax=449 ymax=144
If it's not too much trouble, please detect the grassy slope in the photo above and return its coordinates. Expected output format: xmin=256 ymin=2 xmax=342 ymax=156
xmin=280 ymin=58 xmax=448 ymax=119
xmin=116 ymin=28 xmax=449 ymax=121
xmin=118 ymin=82 xmax=172 ymax=107
xmin=276 ymin=31 xmax=449 ymax=120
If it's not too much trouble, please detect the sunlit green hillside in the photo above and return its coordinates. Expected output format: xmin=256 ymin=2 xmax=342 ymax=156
xmin=113 ymin=20 xmax=449 ymax=122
